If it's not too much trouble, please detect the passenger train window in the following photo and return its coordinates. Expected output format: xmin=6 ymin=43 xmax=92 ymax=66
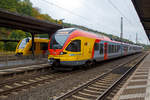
xmin=112 ymin=45 xmax=114 ymax=53
xmin=66 ymin=40 xmax=81 ymax=52
xmin=99 ymin=44 xmax=103 ymax=54
xmin=94 ymin=43 xmax=99 ymax=51
xmin=115 ymin=45 xmax=117 ymax=52
xmin=110 ymin=45 xmax=112 ymax=53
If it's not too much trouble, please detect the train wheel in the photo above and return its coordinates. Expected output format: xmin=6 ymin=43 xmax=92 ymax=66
xmin=92 ymin=60 xmax=96 ymax=67
xmin=51 ymin=61 xmax=60 ymax=70
xmin=50 ymin=66 xmax=55 ymax=70
xmin=86 ymin=60 xmax=93 ymax=68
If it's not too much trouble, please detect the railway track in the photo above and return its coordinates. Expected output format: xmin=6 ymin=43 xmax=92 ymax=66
xmin=55 ymin=53 xmax=147 ymax=100
xmin=0 ymin=53 xmax=145 ymax=99
xmin=0 ymin=70 xmax=76 ymax=97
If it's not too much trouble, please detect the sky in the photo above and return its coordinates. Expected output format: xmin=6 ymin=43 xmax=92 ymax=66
xmin=30 ymin=0 xmax=149 ymax=44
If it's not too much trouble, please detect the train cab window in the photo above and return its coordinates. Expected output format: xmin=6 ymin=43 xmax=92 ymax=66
xmin=18 ymin=38 xmax=29 ymax=49
xmin=40 ymin=43 xmax=48 ymax=50
xmin=100 ymin=44 xmax=103 ymax=54
xmin=94 ymin=43 xmax=99 ymax=51
xmin=66 ymin=40 xmax=81 ymax=52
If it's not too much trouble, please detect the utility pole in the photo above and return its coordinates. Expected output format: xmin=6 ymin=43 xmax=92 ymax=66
xmin=120 ymin=17 xmax=123 ymax=56
xmin=120 ymin=17 xmax=123 ymax=40
xmin=136 ymin=33 xmax=138 ymax=44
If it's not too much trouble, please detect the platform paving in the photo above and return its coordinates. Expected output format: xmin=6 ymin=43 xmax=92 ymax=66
xmin=0 ymin=63 xmax=49 ymax=76
xmin=0 ymin=58 xmax=48 ymax=68
xmin=113 ymin=53 xmax=150 ymax=100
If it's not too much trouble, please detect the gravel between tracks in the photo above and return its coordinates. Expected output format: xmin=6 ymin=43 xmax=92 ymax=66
xmin=2 ymin=53 xmax=143 ymax=100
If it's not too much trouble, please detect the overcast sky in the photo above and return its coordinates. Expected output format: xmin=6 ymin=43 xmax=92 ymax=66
xmin=30 ymin=0 xmax=149 ymax=44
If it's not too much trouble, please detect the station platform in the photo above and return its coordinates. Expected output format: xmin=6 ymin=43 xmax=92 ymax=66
xmin=0 ymin=58 xmax=48 ymax=69
xmin=113 ymin=53 xmax=150 ymax=100
xmin=0 ymin=63 xmax=49 ymax=76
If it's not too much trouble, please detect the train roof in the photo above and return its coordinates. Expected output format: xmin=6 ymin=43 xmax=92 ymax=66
xmin=57 ymin=28 xmax=142 ymax=47
xmin=22 ymin=37 xmax=49 ymax=40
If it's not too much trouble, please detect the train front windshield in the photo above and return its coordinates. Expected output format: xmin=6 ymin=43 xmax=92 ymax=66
xmin=18 ymin=38 xmax=29 ymax=49
xmin=50 ymin=34 xmax=69 ymax=49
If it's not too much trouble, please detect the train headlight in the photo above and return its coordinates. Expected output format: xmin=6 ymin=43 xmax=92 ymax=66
xmin=69 ymin=54 xmax=75 ymax=56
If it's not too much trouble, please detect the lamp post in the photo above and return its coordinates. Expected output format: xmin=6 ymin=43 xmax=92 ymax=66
xmin=60 ymin=18 xmax=65 ymax=28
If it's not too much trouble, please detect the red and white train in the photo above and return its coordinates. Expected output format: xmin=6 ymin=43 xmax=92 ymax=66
xmin=48 ymin=28 xmax=143 ymax=69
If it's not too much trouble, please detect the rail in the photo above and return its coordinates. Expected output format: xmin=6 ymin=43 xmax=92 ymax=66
xmin=55 ymin=53 xmax=147 ymax=100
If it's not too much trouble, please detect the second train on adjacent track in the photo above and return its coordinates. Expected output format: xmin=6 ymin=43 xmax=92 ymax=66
xmin=48 ymin=28 xmax=143 ymax=70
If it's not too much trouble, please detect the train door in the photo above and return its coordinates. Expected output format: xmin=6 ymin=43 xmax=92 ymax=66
xmin=82 ymin=40 xmax=90 ymax=60
xmin=35 ymin=42 xmax=40 ymax=55
xmin=104 ymin=42 xmax=108 ymax=60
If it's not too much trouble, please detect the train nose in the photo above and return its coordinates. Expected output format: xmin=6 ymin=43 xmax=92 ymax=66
xmin=15 ymin=52 xmax=23 ymax=56
xmin=48 ymin=58 xmax=54 ymax=65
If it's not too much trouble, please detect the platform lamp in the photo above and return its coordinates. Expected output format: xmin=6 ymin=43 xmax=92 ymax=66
xmin=59 ymin=19 xmax=65 ymax=28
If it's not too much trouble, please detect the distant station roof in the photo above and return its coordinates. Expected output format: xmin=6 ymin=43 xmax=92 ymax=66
xmin=0 ymin=8 xmax=63 ymax=35
xmin=132 ymin=0 xmax=150 ymax=40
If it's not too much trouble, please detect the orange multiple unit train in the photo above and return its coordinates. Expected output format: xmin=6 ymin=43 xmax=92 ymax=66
xmin=47 ymin=28 xmax=143 ymax=69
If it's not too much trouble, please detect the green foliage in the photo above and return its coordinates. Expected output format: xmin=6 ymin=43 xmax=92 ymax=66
xmin=0 ymin=42 xmax=4 ymax=50
xmin=9 ymin=30 xmax=26 ymax=40
xmin=0 ymin=0 xmax=19 ymax=12
xmin=0 ymin=27 xmax=11 ymax=39
xmin=5 ymin=42 xmax=18 ymax=51
xmin=17 ymin=0 xmax=33 ymax=16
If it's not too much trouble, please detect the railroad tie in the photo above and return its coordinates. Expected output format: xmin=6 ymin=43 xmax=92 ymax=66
xmin=83 ymin=89 xmax=100 ymax=94
xmin=14 ymin=83 xmax=22 ymax=86
xmin=28 ymin=79 xmax=36 ymax=82
xmin=40 ymin=76 xmax=48 ymax=79
xmin=11 ymin=92 xmax=18 ymax=95
xmin=35 ymin=78 xmax=43 ymax=80
xmin=72 ymin=95 xmax=91 ymax=100
xmin=88 ymin=86 xmax=100 ymax=90
xmin=5 ymin=85 xmax=13 ymax=89
xmin=78 ymin=91 xmax=98 ymax=97
xmin=21 ymin=81 xmax=29 ymax=84
xmin=0 ymin=89 xmax=4 ymax=92
xmin=92 ymin=84 xmax=107 ymax=88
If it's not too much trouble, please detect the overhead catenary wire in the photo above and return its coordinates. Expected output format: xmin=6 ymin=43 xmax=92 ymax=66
xmin=40 ymin=0 xmax=119 ymax=34
xmin=42 ymin=0 xmax=89 ymax=21
xmin=107 ymin=0 xmax=134 ymax=26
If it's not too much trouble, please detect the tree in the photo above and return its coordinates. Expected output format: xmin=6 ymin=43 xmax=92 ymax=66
xmin=0 ymin=0 xmax=19 ymax=12
xmin=9 ymin=30 xmax=27 ymax=40
xmin=17 ymin=0 xmax=33 ymax=16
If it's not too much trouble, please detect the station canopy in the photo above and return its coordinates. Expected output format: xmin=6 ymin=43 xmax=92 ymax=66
xmin=0 ymin=8 xmax=63 ymax=35
xmin=132 ymin=0 xmax=150 ymax=40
